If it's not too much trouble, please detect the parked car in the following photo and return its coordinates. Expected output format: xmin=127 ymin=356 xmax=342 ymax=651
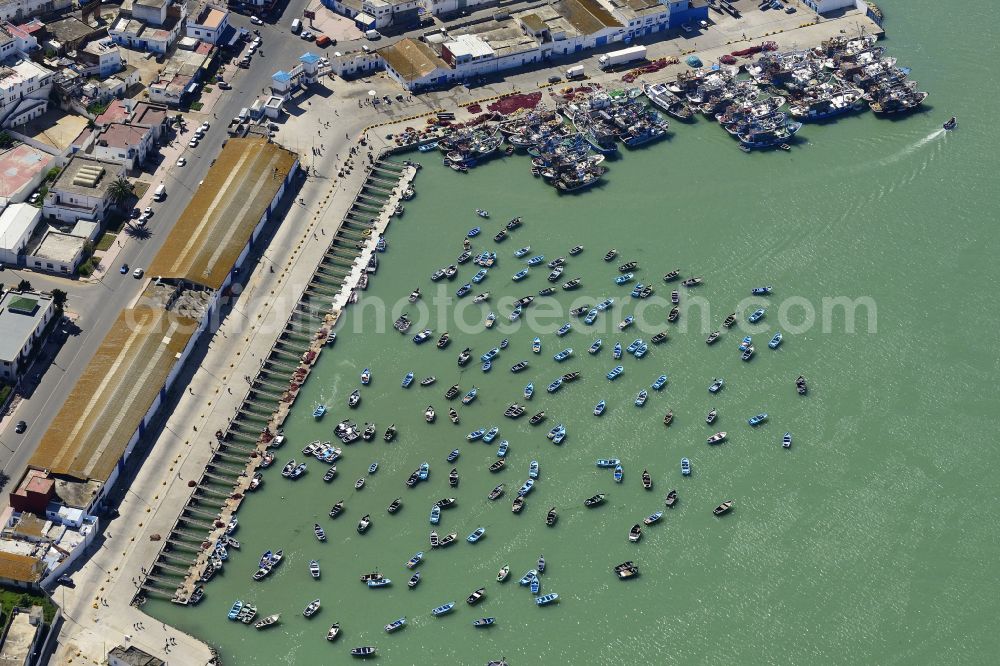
xmin=699 ymin=19 xmax=709 ymax=28
xmin=133 ymin=267 xmax=144 ymax=279
xmin=189 ymin=137 xmax=199 ymax=147
xmin=28 ymin=192 xmax=40 ymax=204
xmin=218 ymin=80 xmax=231 ymax=90
xmin=200 ymin=121 xmax=210 ymax=132
xmin=120 ymin=263 xmax=129 ymax=274
xmin=14 ymin=421 xmax=26 ymax=434
xmin=250 ymin=16 xmax=263 ymax=25
xmin=176 ymin=157 xmax=186 ymax=167
xmin=56 ymin=575 xmax=75 ymax=588
xmin=681 ymin=23 xmax=694 ymax=33
xmin=130 ymin=207 xmax=141 ymax=219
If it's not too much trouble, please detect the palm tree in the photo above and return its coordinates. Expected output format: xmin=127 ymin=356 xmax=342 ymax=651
xmin=108 ymin=176 xmax=133 ymax=211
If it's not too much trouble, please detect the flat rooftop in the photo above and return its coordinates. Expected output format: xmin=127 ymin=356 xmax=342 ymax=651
xmin=0 ymin=607 xmax=41 ymax=666
xmin=49 ymin=155 xmax=119 ymax=199
xmin=0 ymin=145 xmax=51 ymax=199
xmin=379 ymin=38 xmax=445 ymax=82
xmin=30 ymin=305 xmax=197 ymax=483
xmin=147 ymin=138 xmax=297 ymax=290
xmin=33 ymin=231 xmax=85 ymax=264
xmin=0 ymin=290 xmax=52 ymax=364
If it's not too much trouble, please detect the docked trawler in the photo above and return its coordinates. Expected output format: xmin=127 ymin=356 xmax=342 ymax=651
xmin=643 ymin=82 xmax=695 ymax=121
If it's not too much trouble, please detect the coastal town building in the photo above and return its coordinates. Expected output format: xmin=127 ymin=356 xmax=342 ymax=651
xmin=76 ymin=37 xmax=126 ymax=79
xmin=422 ymin=0 xmax=494 ymax=18
xmin=0 ymin=203 xmax=41 ymax=266
xmin=41 ymin=154 xmax=124 ymax=225
xmin=804 ymin=0 xmax=859 ymax=13
xmin=0 ymin=144 xmax=53 ymax=207
xmin=0 ymin=54 xmax=53 ymax=129
xmin=0 ymin=289 xmax=54 ymax=382
xmin=0 ymin=605 xmax=44 ymax=664
xmin=0 ymin=0 xmax=72 ymax=23
xmin=24 ymin=229 xmax=86 ymax=274
xmin=147 ymin=44 xmax=214 ymax=106
xmin=186 ymin=3 xmax=229 ymax=45
xmin=109 ymin=0 xmax=187 ymax=54
xmin=108 ymin=645 xmax=165 ymax=666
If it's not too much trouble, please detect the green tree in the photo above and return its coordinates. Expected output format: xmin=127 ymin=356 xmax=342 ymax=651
xmin=51 ymin=289 xmax=68 ymax=311
xmin=0 ymin=132 xmax=12 ymax=149
xmin=108 ymin=177 xmax=133 ymax=211
xmin=16 ymin=279 xmax=31 ymax=292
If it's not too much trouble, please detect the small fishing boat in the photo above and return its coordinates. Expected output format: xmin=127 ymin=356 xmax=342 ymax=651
xmin=723 ymin=313 xmax=737 ymax=328
xmin=355 ymin=476 xmax=366 ymax=490
xmin=706 ymin=408 xmax=717 ymax=424
xmin=327 ymin=623 xmax=340 ymax=641
xmin=512 ymin=496 xmax=525 ymax=513
xmin=418 ymin=463 xmax=429 ymax=480
xmin=529 ymin=410 xmax=546 ymax=425
xmin=483 ymin=426 xmax=499 ymax=443
xmin=518 ymin=479 xmax=535 ymax=496
xmin=456 ymin=283 xmax=472 ymax=298
xmin=709 ymin=378 xmax=724 ymax=393
xmin=383 ymin=424 xmax=396 ymax=442
xmin=635 ymin=390 xmax=648 ymax=407
xmin=457 ymin=251 xmax=472 ymax=264
xmin=748 ymin=308 xmax=766 ymax=323
xmin=387 ymin=497 xmax=402 ymax=513
xmin=467 ymin=527 xmax=486 ymax=543
xmin=449 ymin=468 xmax=459 ymax=487
xmin=614 ymin=465 xmax=624 ymax=483
xmin=796 ymin=375 xmax=808 ymax=395
xmin=462 ymin=386 xmax=478 ymax=404
xmin=474 ymin=292 xmax=490 ymax=303
xmin=476 ymin=209 xmax=490 ymax=218
xmin=360 ymin=572 xmax=383 ymax=583
xmin=662 ymin=410 xmax=674 ymax=426
xmin=532 ymin=337 xmax=542 ymax=354
xmin=752 ymin=286 xmax=773 ymax=296
xmin=553 ymin=348 xmax=573 ymax=362
xmin=707 ymin=431 xmax=727 ymax=445
xmin=589 ymin=339 xmax=602 ymax=354
xmin=562 ymin=278 xmax=581 ymax=290
xmin=357 ymin=514 xmax=371 ymax=533
xmin=529 ymin=459 xmax=539 ymax=478
xmin=489 ymin=459 xmax=506 ymax=473
xmin=594 ymin=400 xmax=606 ymax=416
xmin=408 ymin=287 xmax=421 ymax=303
xmin=680 ymin=458 xmax=691 ymax=476
xmin=497 ymin=440 xmax=509 ymax=457
xmin=605 ymin=249 xmax=618 ymax=261
xmin=361 ymin=368 xmax=371 ymax=385
xmin=467 ymin=587 xmax=486 ymax=605
xmin=255 ymin=614 xmax=280 ymax=630
xmin=518 ymin=569 xmax=538 ymax=586
xmin=474 ymin=617 xmax=496 ymax=627
xmin=530 ymin=578 xmax=540 ymax=595
xmin=329 ymin=501 xmax=345 ymax=518
xmin=348 ymin=390 xmax=361 ymax=408
xmin=468 ymin=226 xmax=482 ymax=237
xmin=943 ymin=116 xmax=957 ymax=130
xmin=556 ymin=322 xmax=571 ymax=336
xmin=432 ymin=602 xmax=456 ymax=616
xmin=748 ymin=411 xmax=768 ymax=426
xmin=535 ymin=593 xmax=559 ymax=606
xmin=618 ymin=316 xmax=634 ymax=330
xmin=430 ymin=505 xmax=440 ymax=524
xmin=449 ymin=408 xmax=459 ymax=424
xmin=546 ymin=506 xmax=558 ymax=526
xmin=665 ymin=489 xmax=678 ymax=507
xmin=473 ymin=268 xmax=488 ymax=284
xmin=312 ymin=404 xmax=327 ymax=419
xmin=507 ymin=216 xmax=523 ymax=230
xmin=401 ymin=372 xmax=414 ymax=388
xmin=367 ymin=461 xmax=379 ymax=475
xmin=783 ymin=432 xmax=792 ymax=449
xmin=596 ymin=297 xmax=615 ymax=311
xmin=548 ymin=257 xmax=566 ymax=269
xmin=488 ymin=483 xmax=505 ymax=501
xmin=494 ymin=229 xmax=508 ymax=243
xmin=607 ymin=365 xmax=624 ymax=380
xmin=628 ymin=524 xmax=642 ymax=542
xmin=714 ymin=500 xmax=734 ymax=516
xmin=644 ymin=511 xmax=663 ymax=525
xmin=314 ymin=523 xmax=327 ymax=541
xmin=303 ymin=599 xmax=321 ymax=618
xmin=769 ymin=331 xmax=783 ymax=349
xmin=706 ymin=330 xmax=720 ymax=345
xmin=618 ymin=261 xmax=637 ymax=273
xmin=467 ymin=428 xmax=485 ymax=442
xmin=681 ymin=277 xmax=702 ymax=287
xmin=538 ymin=287 xmax=555 ymax=296
xmin=385 ymin=617 xmax=406 ymax=633
xmin=498 ymin=565 xmax=510 ymax=582
xmin=514 ymin=246 xmax=531 ymax=258
xmin=570 ymin=305 xmax=591 ymax=317
xmin=512 ymin=268 xmax=529 ymax=281
xmin=663 ymin=269 xmax=680 ymax=282
xmin=424 ymin=405 xmax=436 ymax=423
xmin=527 ymin=255 xmax=545 ymax=266
xmin=420 ymin=376 xmax=436 ymax=387
xmin=436 ymin=497 xmax=457 ymax=510
xmin=584 ymin=493 xmax=606 ymax=507
xmin=405 ymin=552 xmax=424 ymax=569
xmin=667 ymin=307 xmax=679 ymax=322
xmin=546 ymin=378 xmax=563 ymax=393
xmin=612 ymin=342 xmax=622 ymax=359
xmin=482 ymin=360 xmax=492 ymax=372
xmin=615 ymin=561 xmax=639 ymax=580
xmin=445 ymin=384 xmax=461 ymax=400
xmin=228 ymin=600 xmax=244 ymax=621
xmin=350 ymin=647 xmax=376 ymax=657
xmin=408 ymin=572 xmax=421 ymax=588
xmin=615 ymin=273 xmax=634 ymax=285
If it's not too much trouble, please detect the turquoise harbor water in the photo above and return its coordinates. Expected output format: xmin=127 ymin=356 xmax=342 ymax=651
xmin=147 ymin=2 xmax=1000 ymax=663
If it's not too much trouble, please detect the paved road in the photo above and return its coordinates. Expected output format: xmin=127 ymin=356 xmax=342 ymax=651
xmin=0 ymin=0 xmax=316 ymax=501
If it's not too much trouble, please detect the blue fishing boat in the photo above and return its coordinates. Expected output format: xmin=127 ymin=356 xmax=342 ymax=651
xmin=589 ymin=339 xmax=602 ymax=354
xmin=613 ymin=342 xmax=622 ymax=359
xmin=768 ymin=331 xmax=782 ymax=349
xmin=401 ymin=372 xmax=414 ymax=388
xmin=748 ymin=413 xmax=768 ymax=426
xmin=535 ymin=593 xmax=559 ymax=606
xmin=467 ymin=429 xmax=485 ymax=441
xmin=614 ymin=464 xmax=624 ymax=482
xmin=483 ymin=426 xmax=499 ymax=443
xmin=228 ymin=600 xmax=243 ymax=620
xmin=644 ymin=511 xmax=663 ymax=525
xmin=748 ymin=308 xmax=766 ymax=323
xmin=476 ymin=208 xmax=489 ymax=218
xmin=447 ymin=449 xmax=460 ymax=462
xmin=596 ymin=298 xmax=615 ymax=311
xmin=510 ymin=305 xmax=522 ymax=321
xmin=607 ymin=365 xmax=625 ymax=380
xmin=368 ymin=578 xmax=392 ymax=588
xmin=594 ymin=400 xmax=606 ymax=416
xmin=518 ymin=569 xmax=538 ymax=585
xmin=418 ymin=462 xmax=429 ymax=480
xmin=635 ymin=390 xmax=648 ymax=407
xmin=512 ymin=269 xmax=529 ymax=281
xmin=431 ymin=602 xmax=456 ymax=616
xmin=456 ymin=283 xmax=472 ymax=298
xmin=467 ymin=527 xmax=486 ymax=543
xmin=418 ymin=141 xmax=438 ymax=152
xmin=532 ymin=337 xmax=541 ymax=353
xmin=556 ymin=323 xmax=571 ymax=336
xmin=553 ymin=348 xmax=573 ymax=362
xmin=518 ymin=479 xmax=535 ymax=496
xmin=652 ymin=375 xmax=668 ymax=390
xmin=514 ymin=246 xmax=531 ymax=258
xmin=546 ymin=378 xmax=563 ymax=393
xmin=361 ymin=368 xmax=371 ymax=385
xmin=430 ymin=506 xmax=440 ymax=524
xmin=497 ymin=440 xmax=509 ymax=457
xmin=552 ymin=430 xmax=566 ymax=444
xmin=709 ymin=377 xmax=724 ymax=393
xmin=547 ymin=424 xmax=565 ymax=439
xmin=530 ymin=578 xmax=540 ymax=594
xmin=472 ymin=268 xmax=488 ymax=284
xmin=385 ymin=617 xmax=406 ymax=632
xmin=626 ymin=339 xmax=641 ymax=353
xmin=783 ymin=432 xmax=792 ymax=449
xmin=482 ymin=360 xmax=492 ymax=372
xmin=739 ymin=336 xmax=752 ymax=351
xmin=473 ymin=617 xmax=496 ymax=627
xmin=584 ymin=309 xmax=599 ymax=325
xmin=468 ymin=227 xmax=481 ymax=237
xmin=462 ymin=387 xmax=478 ymax=404
xmin=405 ymin=552 xmax=424 ymax=569
xmin=751 ymin=286 xmax=773 ymax=295
xmin=376 ymin=235 xmax=387 ymax=251
xmin=368 ymin=462 xmax=378 ymax=474
xmin=681 ymin=458 xmax=691 ymax=476
xmin=596 ymin=458 xmax=620 ymax=468
xmin=312 ymin=404 xmax=326 ymax=419
xmin=618 ymin=315 xmax=635 ymax=330
xmin=527 ymin=255 xmax=545 ymax=266
xmin=529 ymin=460 xmax=539 ymax=478
xmin=481 ymin=347 xmax=500 ymax=362
xmin=524 ymin=383 xmax=534 ymax=400
xmin=634 ymin=343 xmax=648 ymax=358
xmin=615 ymin=273 xmax=634 ymax=285
xmin=741 ymin=345 xmax=755 ymax=361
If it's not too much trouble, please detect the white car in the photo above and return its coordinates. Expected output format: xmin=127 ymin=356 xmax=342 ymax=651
xmin=699 ymin=19 xmax=709 ymax=29
xmin=176 ymin=157 xmax=186 ymax=167
xmin=133 ymin=268 xmax=144 ymax=279
xmin=200 ymin=121 xmax=210 ymax=132
xmin=681 ymin=23 xmax=694 ymax=33
xmin=250 ymin=16 xmax=263 ymax=25
xmin=189 ymin=137 xmax=199 ymax=148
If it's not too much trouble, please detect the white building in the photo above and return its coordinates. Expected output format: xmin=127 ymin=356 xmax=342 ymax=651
xmin=109 ymin=0 xmax=186 ymax=55
xmin=0 ymin=289 xmax=54 ymax=382
xmin=422 ymin=0 xmax=493 ymax=17
xmin=93 ymin=122 xmax=157 ymax=171
xmin=77 ymin=38 xmax=125 ymax=79
xmin=356 ymin=0 xmax=422 ymax=30
xmin=0 ymin=203 xmax=40 ymax=266
xmin=0 ymin=55 xmax=53 ymax=128
xmin=804 ymin=0 xmax=859 ymax=13
xmin=186 ymin=4 xmax=229 ymax=45
xmin=0 ymin=0 xmax=72 ymax=23
xmin=42 ymin=155 xmax=125 ymax=225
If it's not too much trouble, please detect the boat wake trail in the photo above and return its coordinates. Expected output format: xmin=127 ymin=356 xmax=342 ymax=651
xmin=877 ymin=128 xmax=945 ymax=168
